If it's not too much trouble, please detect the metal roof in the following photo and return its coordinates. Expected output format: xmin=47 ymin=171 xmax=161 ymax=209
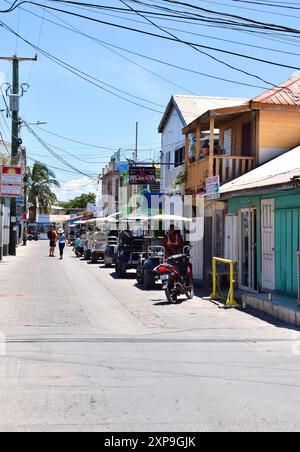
xmin=252 ymin=75 xmax=300 ymax=106
xmin=158 ymin=95 xmax=248 ymax=132
xmin=221 ymin=146 xmax=300 ymax=195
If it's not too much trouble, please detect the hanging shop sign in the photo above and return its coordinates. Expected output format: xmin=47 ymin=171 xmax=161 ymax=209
xmin=0 ymin=166 xmax=23 ymax=197
xmin=129 ymin=165 xmax=156 ymax=185
xmin=205 ymin=175 xmax=220 ymax=200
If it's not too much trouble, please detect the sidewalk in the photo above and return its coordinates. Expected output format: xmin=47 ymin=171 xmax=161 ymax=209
xmin=243 ymin=292 xmax=300 ymax=328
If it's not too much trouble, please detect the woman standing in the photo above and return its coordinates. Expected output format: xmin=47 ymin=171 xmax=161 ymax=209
xmin=58 ymin=228 xmax=66 ymax=260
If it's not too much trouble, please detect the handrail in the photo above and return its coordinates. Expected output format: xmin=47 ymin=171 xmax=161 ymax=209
xmin=208 ymin=257 xmax=240 ymax=308
xmin=214 ymin=155 xmax=254 ymax=160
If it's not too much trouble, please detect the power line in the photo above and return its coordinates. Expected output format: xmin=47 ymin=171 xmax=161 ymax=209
xmin=2 ymin=2 xmax=300 ymax=73
xmin=24 ymin=122 xmax=100 ymax=179
xmin=7 ymin=2 xmax=270 ymax=90
xmin=118 ymin=0 xmax=277 ymax=87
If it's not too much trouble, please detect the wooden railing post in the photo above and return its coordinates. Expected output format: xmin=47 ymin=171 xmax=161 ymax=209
xmin=185 ymin=134 xmax=189 ymax=167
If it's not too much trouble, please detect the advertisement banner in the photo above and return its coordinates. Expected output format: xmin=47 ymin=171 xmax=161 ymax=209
xmin=205 ymin=175 xmax=220 ymax=200
xmin=129 ymin=165 xmax=156 ymax=185
xmin=0 ymin=166 xmax=23 ymax=198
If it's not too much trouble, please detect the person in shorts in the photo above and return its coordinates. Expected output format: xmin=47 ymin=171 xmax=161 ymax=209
xmin=49 ymin=225 xmax=58 ymax=257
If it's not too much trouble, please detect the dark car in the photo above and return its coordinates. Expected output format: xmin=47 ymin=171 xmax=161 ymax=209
xmin=115 ymin=231 xmax=149 ymax=278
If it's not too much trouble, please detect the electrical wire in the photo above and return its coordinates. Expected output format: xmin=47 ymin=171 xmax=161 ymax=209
xmin=2 ymin=1 xmax=300 ymax=73
xmin=6 ymin=2 xmax=270 ymax=91
xmin=24 ymin=122 xmax=100 ymax=179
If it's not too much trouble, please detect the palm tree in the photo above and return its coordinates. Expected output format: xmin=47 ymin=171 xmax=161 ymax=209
xmin=25 ymin=162 xmax=60 ymax=223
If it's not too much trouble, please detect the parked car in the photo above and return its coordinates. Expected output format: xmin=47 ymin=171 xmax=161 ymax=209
xmin=115 ymin=231 xmax=149 ymax=278
xmin=103 ymin=231 xmax=119 ymax=268
xmin=137 ymin=245 xmax=165 ymax=289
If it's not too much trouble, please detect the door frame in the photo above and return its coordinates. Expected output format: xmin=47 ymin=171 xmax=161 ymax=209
xmin=238 ymin=208 xmax=258 ymax=292
xmin=261 ymin=199 xmax=275 ymax=291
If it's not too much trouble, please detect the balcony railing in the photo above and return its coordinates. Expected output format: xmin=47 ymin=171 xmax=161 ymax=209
xmin=214 ymin=155 xmax=255 ymax=185
xmin=185 ymin=155 xmax=255 ymax=193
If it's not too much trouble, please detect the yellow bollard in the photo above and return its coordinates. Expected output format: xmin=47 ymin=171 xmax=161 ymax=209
xmin=209 ymin=257 xmax=223 ymax=300
xmin=208 ymin=257 xmax=240 ymax=309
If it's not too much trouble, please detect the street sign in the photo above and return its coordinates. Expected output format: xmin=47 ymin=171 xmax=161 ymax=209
xmin=0 ymin=166 xmax=23 ymax=197
xmin=206 ymin=175 xmax=220 ymax=200
xmin=129 ymin=165 xmax=156 ymax=185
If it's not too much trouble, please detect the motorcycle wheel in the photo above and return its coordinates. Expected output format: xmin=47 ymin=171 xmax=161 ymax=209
xmin=165 ymin=280 xmax=178 ymax=304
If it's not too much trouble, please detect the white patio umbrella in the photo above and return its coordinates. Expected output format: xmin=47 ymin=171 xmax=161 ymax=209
xmin=122 ymin=214 xmax=150 ymax=222
xmin=73 ymin=220 xmax=87 ymax=225
xmin=149 ymin=214 xmax=192 ymax=223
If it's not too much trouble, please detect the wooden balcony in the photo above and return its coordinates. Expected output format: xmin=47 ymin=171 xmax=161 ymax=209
xmin=185 ymin=155 xmax=255 ymax=193
xmin=185 ymin=157 xmax=210 ymax=193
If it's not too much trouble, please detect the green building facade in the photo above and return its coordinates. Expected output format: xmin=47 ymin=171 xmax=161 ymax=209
xmin=227 ymin=187 xmax=300 ymax=298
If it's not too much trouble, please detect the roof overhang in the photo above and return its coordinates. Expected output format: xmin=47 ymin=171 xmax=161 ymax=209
xmin=183 ymin=103 xmax=251 ymax=134
xmin=221 ymin=181 xmax=297 ymax=199
xmin=158 ymin=96 xmax=186 ymax=133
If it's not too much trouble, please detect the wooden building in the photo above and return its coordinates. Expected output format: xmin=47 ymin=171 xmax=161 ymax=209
xmin=183 ymin=75 xmax=300 ymax=195
xmin=182 ymin=76 xmax=300 ymax=281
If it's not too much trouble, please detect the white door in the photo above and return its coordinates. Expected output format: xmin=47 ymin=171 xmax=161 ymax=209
xmin=261 ymin=199 xmax=275 ymax=290
xmin=224 ymin=215 xmax=238 ymax=263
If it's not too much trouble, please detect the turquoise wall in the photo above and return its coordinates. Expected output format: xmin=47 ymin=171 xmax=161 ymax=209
xmin=228 ymin=189 xmax=300 ymax=297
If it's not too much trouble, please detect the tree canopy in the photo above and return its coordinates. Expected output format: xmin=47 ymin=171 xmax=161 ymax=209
xmin=25 ymin=162 xmax=60 ymax=223
xmin=60 ymin=192 xmax=96 ymax=211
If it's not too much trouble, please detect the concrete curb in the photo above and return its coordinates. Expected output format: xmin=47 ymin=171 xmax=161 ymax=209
xmin=243 ymin=295 xmax=300 ymax=328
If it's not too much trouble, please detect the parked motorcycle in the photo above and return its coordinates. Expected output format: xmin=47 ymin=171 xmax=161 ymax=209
xmin=28 ymin=232 xmax=39 ymax=241
xmin=154 ymin=247 xmax=194 ymax=304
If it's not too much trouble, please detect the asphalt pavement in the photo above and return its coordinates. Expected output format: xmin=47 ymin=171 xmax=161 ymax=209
xmin=0 ymin=242 xmax=299 ymax=432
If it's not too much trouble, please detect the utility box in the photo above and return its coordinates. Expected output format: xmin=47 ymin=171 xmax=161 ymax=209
xmin=9 ymin=94 xmax=20 ymax=112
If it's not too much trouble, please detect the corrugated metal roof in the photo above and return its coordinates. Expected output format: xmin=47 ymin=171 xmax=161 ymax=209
xmin=252 ymin=75 xmax=300 ymax=105
xmin=158 ymin=95 xmax=248 ymax=132
xmin=221 ymin=146 xmax=300 ymax=194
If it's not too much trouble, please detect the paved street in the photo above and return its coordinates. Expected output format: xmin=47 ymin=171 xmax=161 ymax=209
xmin=0 ymin=241 xmax=300 ymax=432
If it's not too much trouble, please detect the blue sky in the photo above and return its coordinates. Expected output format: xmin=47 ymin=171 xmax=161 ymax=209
xmin=0 ymin=0 xmax=300 ymax=200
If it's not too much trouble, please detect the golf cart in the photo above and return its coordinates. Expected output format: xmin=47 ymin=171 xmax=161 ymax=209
xmin=136 ymin=242 xmax=165 ymax=289
xmin=103 ymin=230 xmax=119 ymax=268
xmin=115 ymin=231 xmax=150 ymax=278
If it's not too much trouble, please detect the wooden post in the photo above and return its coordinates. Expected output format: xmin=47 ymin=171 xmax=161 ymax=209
xmin=185 ymin=134 xmax=189 ymax=166
xmin=209 ymin=115 xmax=215 ymax=177
xmin=196 ymin=127 xmax=201 ymax=160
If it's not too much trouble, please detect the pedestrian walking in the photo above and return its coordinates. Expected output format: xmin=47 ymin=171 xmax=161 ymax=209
xmin=49 ymin=225 xmax=58 ymax=257
xmin=58 ymin=228 xmax=66 ymax=260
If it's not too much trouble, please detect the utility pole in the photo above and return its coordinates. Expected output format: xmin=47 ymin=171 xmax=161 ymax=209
xmin=21 ymin=147 xmax=27 ymax=246
xmin=0 ymin=55 xmax=37 ymax=255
